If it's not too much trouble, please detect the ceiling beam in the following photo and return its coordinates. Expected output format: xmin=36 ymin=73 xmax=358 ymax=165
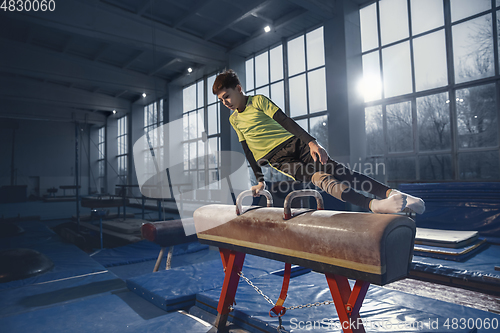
xmin=251 ymin=12 xmax=274 ymax=25
xmin=229 ymin=8 xmax=307 ymax=52
xmin=0 ymin=99 xmax=107 ymax=125
xmin=93 ymin=43 xmax=113 ymax=62
xmin=148 ymin=58 xmax=181 ymax=76
xmin=0 ymin=76 xmax=130 ymax=113
xmin=7 ymin=0 xmax=227 ymax=66
xmin=137 ymin=0 xmax=154 ymax=16
xmin=115 ymin=90 xmax=128 ymax=98
xmin=0 ymin=38 xmax=167 ymax=97
xmin=122 ymin=50 xmax=146 ymax=69
xmin=173 ymin=0 xmax=213 ymax=29
xmin=204 ymin=0 xmax=274 ymax=41
xmin=284 ymin=0 xmax=335 ymax=19
xmin=61 ymin=36 xmax=74 ymax=53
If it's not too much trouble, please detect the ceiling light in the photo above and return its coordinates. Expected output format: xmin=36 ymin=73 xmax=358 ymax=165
xmin=113 ymin=110 xmax=116 ymax=114
xmin=142 ymin=93 xmax=146 ymax=98
xmin=188 ymin=68 xmax=193 ymax=73
xmin=264 ymin=26 xmax=271 ymax=33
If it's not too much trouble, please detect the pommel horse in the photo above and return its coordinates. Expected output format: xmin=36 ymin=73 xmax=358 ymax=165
xmin=193 ymin=189 xmax=416 ymax=333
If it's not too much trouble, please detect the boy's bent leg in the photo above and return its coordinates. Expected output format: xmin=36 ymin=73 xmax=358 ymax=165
xmin=311 ymin=171 xmax=373 ymax=211
xmin=331 ymin=164 xmax=424 ymax=213
xmin=330 ymin=162 xmax=390 ymax=199
xmin=310 ymin=172 xmax=347 ymax=202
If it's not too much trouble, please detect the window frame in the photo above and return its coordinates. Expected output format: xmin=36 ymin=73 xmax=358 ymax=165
xmin=360 ymin=0 xmax=500 ymax=183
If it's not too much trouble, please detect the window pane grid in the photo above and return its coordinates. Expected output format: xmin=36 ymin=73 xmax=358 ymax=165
xmin=117 ymin=116 xmax=127 ymax=183
xmin=183 ymin=75 xmax=222 ymax=193
xmin=245 ymin=27 xmax=328 ymax=183
xmin=361 ymin=1 xmax=500 ymax=181
xmin=98 ymin=126 xmax=105 ymax=193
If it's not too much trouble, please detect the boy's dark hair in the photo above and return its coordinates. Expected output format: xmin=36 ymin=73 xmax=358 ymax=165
xmin=212 ymin=69 xmax=241 ymax=95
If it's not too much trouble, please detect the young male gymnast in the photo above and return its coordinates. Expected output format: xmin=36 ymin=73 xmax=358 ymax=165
xmin=212 ymin=69 xmax=425 ymax=214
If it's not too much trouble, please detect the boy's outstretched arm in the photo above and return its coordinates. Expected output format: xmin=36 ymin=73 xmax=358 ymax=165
xmin=272 ymin=109 xmax=315 ymax=144
xmin=241 ymin=141 xmax=266 ymax=196
xmin=272 ymin=109 xmax=329 ymax=164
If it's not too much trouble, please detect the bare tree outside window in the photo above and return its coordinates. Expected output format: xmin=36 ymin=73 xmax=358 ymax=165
xmin=360 ymin=0 xmax=500 ymax=182
xmin=417 ymin=93 xmax=451 ymax=151
xmin=387 ymin=102 xmax=413 ymax=153
xmin=365 ymin=105 xmax=384 ymax=155
xmin=456 ymin=84 xmax=497 ymax=149
xmin=419 ymin=155 xmax=453 ymax=180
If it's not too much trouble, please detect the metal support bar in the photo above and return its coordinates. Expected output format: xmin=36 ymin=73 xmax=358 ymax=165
xmin=166 ymin=245 xmax=174 ymax=270
xmin=325 ymin=273 xmax=369 ymax=333
xmin=153 ymin=247 xmax=166 ymax=272
xmin=215 ymin=248 xmax=246 ymax=331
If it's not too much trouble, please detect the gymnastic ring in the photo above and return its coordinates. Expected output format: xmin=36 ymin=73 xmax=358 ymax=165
xmin=283 ymin=189 xmax=324 ymax=220
xmin=235 ymin=189 xmax=273 ymax=215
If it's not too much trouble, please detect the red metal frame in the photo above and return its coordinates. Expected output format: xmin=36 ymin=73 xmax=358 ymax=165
xmin=214 ymin=249 xmax=370 ymax=333
xmin=325 ymin=273 xmax=370 ymax=333
xmin=215 ymin=249 xmax=246 ymax=330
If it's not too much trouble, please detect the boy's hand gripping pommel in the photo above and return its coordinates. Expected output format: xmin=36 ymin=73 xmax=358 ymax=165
xmin=251 ymin=182 xmax=266 ymax=197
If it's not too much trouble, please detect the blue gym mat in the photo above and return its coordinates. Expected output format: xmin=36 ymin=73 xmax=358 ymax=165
xmin=0 ymin=270 xmax=124 ymax=318
xmin=90 ymin=240 xmax=208 ymax=267
xmin=196 ymin=271 xmax=499 ymax=333
xmin=399 ymin=182 xmax=500 ymax=238
xmin=0 ymin=291 xmax=213 ymax=333
xmin=0 ymin=222 xmax=109 ymax=291
xmin=411 ymin=244 xmax=500 ymax=285
xmin=0 ymin=221 xmax=59 ymax=249
xmin=126 ymin=254 xmax=288 ymax=312
xmin=413 ymin=239 xmax=489 ymax=261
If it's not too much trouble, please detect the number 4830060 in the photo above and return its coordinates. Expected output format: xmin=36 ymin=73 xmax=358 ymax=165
xmin=1 ymin=0 xmax=55 ymax=12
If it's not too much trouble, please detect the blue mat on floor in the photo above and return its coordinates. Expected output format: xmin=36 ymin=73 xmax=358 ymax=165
xmin=413 ymin=239 xmax=489 ymax=261
xmin=0 ymin=221 xmax=59 ymax=249
xmin=399 ymin=182 xmax=500 ymax=238
xmin=197 ymin=271 xmax=496 ymax=333
xmin=90 ymin=240 xmax=208 ymax=267
xmin=107 ymin=246 xmax=221 ymax=280
xmin=0 ymin=292 xmax=213 ymax=333
xmin=0 ymin=222 xmax=108 ymax=291
xmin=0 ymin=271 xmax=124 ymax=318
xmin=126 ymin=255 xmax=286 ymax=312
xmin=411 ymin=244 xmax=500 ymax=285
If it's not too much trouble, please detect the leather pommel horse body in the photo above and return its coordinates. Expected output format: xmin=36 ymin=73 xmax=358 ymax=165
xmin=193 ymin=190 xmax=416 ymax=333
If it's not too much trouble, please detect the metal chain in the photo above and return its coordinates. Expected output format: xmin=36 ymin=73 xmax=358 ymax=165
xmin=286 ymin=300 xmax=335 ymax=310
xmin=238 ymin=271 xmax=275 ymax=305
xmin=237 ymin=271 xmax=335 ymax=312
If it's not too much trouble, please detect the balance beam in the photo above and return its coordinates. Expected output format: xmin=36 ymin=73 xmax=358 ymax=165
xmin=193 ymin=189 xmax=416 ymax=333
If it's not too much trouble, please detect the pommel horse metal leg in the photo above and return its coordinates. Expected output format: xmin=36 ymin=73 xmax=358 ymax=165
xmin=215 ymin=248 xmax=246 ymax=332
xmin=326 ymin=273 xmax=370 ymax=333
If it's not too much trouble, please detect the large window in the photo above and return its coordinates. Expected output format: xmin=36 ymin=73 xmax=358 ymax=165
xmin=117 ymin=115 xmax=128 ymax=184
xmin=98 ymin=126 xmax=105 ymax=193
xmin=143 ymin=100 xmax=164 ymax=184
xmin=360 ymin=0 xmax=500 ymax=184
xmin=182 ymin=75 xmax=221 ymax=199
xmin=206 ymin=74 xmax=222 ymax=190
xmin=245 ymin=26 xmax=328 ymax=182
